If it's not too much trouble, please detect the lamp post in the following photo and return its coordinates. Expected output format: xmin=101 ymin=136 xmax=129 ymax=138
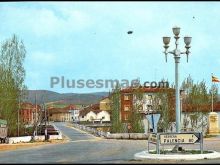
xmin=163 ymin=26 xmax=192 ymax=133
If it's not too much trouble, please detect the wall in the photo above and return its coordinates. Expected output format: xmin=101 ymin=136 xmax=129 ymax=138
xmin=71 ymin=123 xmax=148 ymax=139
xmin=50 ymin=113 xmax=72 ymax=122
xmin=86 ymin=111 xmax=97 ymax=121
xmin=8 ymin=136 xmax=32 ymax=144
xmin=96 ymin=111 xmax=110 ymax=122
xmin=100 ymin=98 xmax=111 ymax=111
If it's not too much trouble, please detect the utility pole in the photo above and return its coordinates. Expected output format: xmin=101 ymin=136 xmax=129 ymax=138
xmin=44 ymin=103 xmax=48 ymax=140
xmin=35 ymin=93 xmax=37 ymax=136
xmin=18 ymin=96 xmax=20 ymax=137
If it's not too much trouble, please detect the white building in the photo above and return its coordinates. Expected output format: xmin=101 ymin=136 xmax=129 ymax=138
xmin=70 ymin=109 xmax=80 ymax=123
xmin=79 ymin=110 xmax=110 ymax=123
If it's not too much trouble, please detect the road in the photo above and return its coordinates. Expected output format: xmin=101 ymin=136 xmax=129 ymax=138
xmin=0 ymin=122 xmax=220 ymax=163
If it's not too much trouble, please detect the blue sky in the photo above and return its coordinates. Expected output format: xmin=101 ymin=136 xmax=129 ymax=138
xmin=0 ymin=2 xmax=220 ymax=93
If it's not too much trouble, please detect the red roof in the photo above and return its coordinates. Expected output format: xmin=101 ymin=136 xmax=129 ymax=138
xmin=21 ymin=102 xmax=41 ymax=110
xmin=120 ymin=86 xmax=174 ymax=93
xmin=47 ymin=104 xmax=78 ymax=114
xmin=79 ymin=103 xmax=100 ymax=116
xmin=214 ymin=102 xmax=220 ymax=112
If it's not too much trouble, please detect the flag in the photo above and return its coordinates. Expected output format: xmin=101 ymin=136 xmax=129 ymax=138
xmin=212 ymin=75 xmax=220 ymax=82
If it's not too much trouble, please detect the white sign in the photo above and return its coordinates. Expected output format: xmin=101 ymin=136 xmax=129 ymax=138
xmin=160 ymin=133 xmax=199 ymax=144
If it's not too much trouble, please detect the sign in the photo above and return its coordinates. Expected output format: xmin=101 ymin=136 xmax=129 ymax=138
xmin=146 ymin=113 xmax=161 ymax=133
xmin=147 ymin=132 xmax=203 ymax=154
xmin=160 ymin=133 xmax=201 ymax=145
xmin=148 ymin=133 xmax=157 ymax=144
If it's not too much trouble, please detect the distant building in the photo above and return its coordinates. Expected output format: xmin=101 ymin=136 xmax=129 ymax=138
xmin=48 ymin=105 xmax=72 ymax=122
xmin=68 ymin=104 xmax=82 ymax=123
xmin=99 ymin=97 xmax=111 ymax=111
xmin=79 ymin=104 xmax=111 ymax=123
xmin=120 ymin=87 xmax=175 ymax=122
xmin=20 ymin=102 xmax=41 ymax=126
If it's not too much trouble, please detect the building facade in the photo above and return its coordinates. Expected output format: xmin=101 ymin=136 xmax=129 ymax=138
xmin=120 ymin=87 xmax=169 ymax=123
xmin=99 ymin=97 xmax=111 ymax=111
xmin=20 ymin=102 xmax=41 ymax=126
xmin=79 ymin=103 xmax=111 ymax=123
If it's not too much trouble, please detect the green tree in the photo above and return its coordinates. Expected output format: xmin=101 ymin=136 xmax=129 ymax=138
xmin=153 ymin=87 xmax=175 ymax=132
xmin=0 ymin=34 xmax=26 ymax=136
xmin=130 ymin=86 xmax=145 ymax=133
xmin=110 ymin=84 xmax=124 ymax=133
xmin=181 ymin=75 xmax=216 ymax=133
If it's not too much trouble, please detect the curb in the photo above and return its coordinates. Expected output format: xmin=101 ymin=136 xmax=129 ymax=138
xmin=134 ymin=149 xmax=220 ymax=160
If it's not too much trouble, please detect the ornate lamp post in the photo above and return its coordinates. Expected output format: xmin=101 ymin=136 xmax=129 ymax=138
xmin=163 ymin=26 xmax=192 ymax=133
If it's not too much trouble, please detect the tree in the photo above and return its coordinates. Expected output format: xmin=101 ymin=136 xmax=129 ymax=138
xmin=153 ymin=87 xmax=175 ymax=132
xmin=110 ymin=83 xmax=124 ymax=133
xmin=0 ymin=34 xmax=26 ymax=136
xmin=130 ymin=86 xmax=145 ymax=133
xmin=181 ymin=75 xmax=217 ymax=133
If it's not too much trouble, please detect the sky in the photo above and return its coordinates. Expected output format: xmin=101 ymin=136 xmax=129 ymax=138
xmin=0 ymin=2 xmax=220 ymax=93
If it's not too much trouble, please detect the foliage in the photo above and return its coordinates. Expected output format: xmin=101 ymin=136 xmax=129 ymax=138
xmin=110 ymin=84 xmax=124 ymax=133
xmin=0 ymin=34 xmax=26 ymax=136
xmin=130 ymin=87 xmax=145 ymax=133
xmin=181 ymin=75 xmax=217 ymax=132
xmin=153 ymin=87 xmax=175 ymax=132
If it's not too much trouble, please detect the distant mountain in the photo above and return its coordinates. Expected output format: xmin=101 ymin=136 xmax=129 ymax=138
xmin=23 ymin=90 xmax=109 ymax=105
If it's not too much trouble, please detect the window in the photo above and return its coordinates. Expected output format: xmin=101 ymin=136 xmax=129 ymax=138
xmin=124 ymin=105 xmax=130 ymax=111
xmin=124 ymin=114 xmax=129 ymax=121
xmin=147 ymin=105 xmax=152 ymax=110
xmin=124 ymin=95 xmax=130 ymax=100
xmin=102 ymin=116 xmax=105 ymax=119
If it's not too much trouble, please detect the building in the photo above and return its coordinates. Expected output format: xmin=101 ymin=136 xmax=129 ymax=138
xmin=120 ymin=87 xmax=175 ymax=122
xmin=47 ymin=105 xmax=72 ymax=122
xmin=19 ymin=102 xmax=41 ymax=126
xmin=99 ymin=97 xmax=111 ymax=111
xmin=68 ymin=104 xmax=82 ymax=123
xmin=79 ymin=104 xmax=111 ymax=123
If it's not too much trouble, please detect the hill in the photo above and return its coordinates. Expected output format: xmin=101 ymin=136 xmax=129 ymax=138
xmin=23 ymin=90 xmax=109 ymax=105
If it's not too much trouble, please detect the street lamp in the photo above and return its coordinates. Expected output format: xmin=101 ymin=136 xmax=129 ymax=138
xmin=163 ymin=26 xmax=192 ymax=133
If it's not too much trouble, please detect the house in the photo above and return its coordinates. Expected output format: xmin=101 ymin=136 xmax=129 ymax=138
xmin=120 ymin=87 xmax=175 ymax=122
xmin=47 ymin=105 xmax=72 ymax=122
xmin=99 ymin=97 xmax=111 ymax=111
xmin=19 ymin=102 xmax=41 ymax=126
xmin=68 ymin=104 xmax=83 ymax=123
xmin=79 ymin=104 xmax=111 ymax=123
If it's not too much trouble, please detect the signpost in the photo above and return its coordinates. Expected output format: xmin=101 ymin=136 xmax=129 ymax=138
xmin=160 ymin=133 xmax=200 ymax=144
xmin=148 ymin=132 xmax=203 ymax=154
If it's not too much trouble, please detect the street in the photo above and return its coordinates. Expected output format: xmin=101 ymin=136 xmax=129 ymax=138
xmin=0 ymin=122 xmax=220 ymax=164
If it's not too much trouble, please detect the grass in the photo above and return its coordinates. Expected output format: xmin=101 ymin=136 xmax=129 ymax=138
xmin=149 ymin=149 xmax=212 ymax=154
xmin=204 ymin=134 xmax=218 ymax=138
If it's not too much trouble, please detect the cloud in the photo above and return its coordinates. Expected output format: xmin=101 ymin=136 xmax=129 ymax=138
xmin=0 ymin=5 xmax=93 ymax=38
xmin=30 ymin=52 xmax=57 ymax=64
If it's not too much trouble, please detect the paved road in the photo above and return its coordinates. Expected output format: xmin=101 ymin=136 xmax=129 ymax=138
xmin=0 ymin=122 xmax=220 ymax=163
